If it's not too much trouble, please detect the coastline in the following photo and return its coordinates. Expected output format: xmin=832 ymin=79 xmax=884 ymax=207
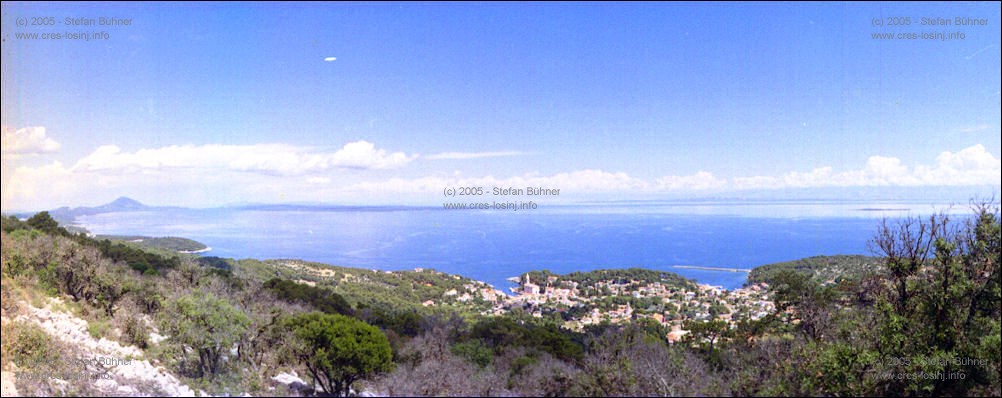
xmin=179 ymin=246 xmax=212 ymax=254
xmin=69 ymin=206 xmax=890 ymax=291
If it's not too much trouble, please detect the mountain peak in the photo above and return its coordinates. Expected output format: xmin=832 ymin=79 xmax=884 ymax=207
xmin=111 ymin=195 xmax=143 ymax=204
xmin=96 ymin=196 xmax=147 ymax=211
xmin=45 ymin=196 xmax=149 ymax=222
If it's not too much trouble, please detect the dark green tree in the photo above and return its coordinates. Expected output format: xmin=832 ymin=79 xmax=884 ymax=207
xmin=286 ymin=312 xmax=393 ymax=397
xmin=264 ymin=278 xmax=353 ymax=316
xmin=26 ymin=211 xmax=62 ymax=235
xmin=1 ymin=215 xmax=27 ymax=233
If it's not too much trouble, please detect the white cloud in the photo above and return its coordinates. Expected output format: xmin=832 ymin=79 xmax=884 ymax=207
xmin=324 ymin=140 xmax=415 ymax=170
xmin=649 ymin=145 xmax=997 ymax=192
xmin=73 ymin=140 xmax=415 ymax=175
xmin=732 ymin=175 xmax=783 ymax=190
xmin=2 ymin=161 xmax=75 ymax=209
xmin=781 ymin=167 xmax=834 ymax=187
xmin=3 ymin=140 xmax=418 ymax=210
xmin=1 ymin=126 xmax=60 ymax=155
xmin=345 ymin=169 xmax=647 ymax=196
xmin=733 ymin=144 xmax=1000 ymax=189
xmin=521 ymin=169 xmax=646 ymax=191
xmin=426 ymin=151 xmax=526 ymax=160
xmin=914 ymin=144 xmax=1002 ymax=186
xmin=3 ymin=142 xmax=999 ymax=211
xmin=655 ymin=171 xmax=726 ymax=191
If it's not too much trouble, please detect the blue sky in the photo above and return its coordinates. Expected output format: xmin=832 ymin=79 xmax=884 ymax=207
xmin=2 ymin=2 xmax=1000 ymax=211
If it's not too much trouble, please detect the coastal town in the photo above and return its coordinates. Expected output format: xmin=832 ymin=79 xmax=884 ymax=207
xmin=416 ymin=267 xmax=776 ymax=343
xmin=256 ymin=259 xmax=781 ymax=345
xmin=504 ymin=272 xmax=773 ymax=340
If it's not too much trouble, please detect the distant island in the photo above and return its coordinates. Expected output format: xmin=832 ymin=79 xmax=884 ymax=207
xmin=46 ymin=196 xmax=152 ymax=223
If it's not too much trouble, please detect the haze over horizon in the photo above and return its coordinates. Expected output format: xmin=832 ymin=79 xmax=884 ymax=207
xmin=3 ymin=2 xmax=1000 ymax=212
xmin=13 ymin=188 xmax=1002 ymax=215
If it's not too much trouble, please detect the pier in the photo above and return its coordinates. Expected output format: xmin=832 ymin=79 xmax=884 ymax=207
xmin=672 ymin=265 xmax=750 ymax=273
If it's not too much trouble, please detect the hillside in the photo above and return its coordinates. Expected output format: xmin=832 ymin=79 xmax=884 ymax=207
xmin=233 ymin=258 xmax=507 ymax=316
xmin=746 ymin=254 xmax=885 ymax=286
xmin=2 ymin=295 xmax=198 ymax=396
xmin=95 ymin=235 xmax=209 ymax=253
xmin=2 ymin=205 xmax=999 ymax=397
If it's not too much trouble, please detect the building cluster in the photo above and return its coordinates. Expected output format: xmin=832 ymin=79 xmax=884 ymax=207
xmin=496 ymin=273 xmax=776 ymax=338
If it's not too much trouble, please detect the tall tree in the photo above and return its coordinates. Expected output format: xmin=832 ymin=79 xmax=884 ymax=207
xmin=26 ymin=211 xmax=61 ymax=235
xmin=286 ymin=312 xmax=393 ymax=396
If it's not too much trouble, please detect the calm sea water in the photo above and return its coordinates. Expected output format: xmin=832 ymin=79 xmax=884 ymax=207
xmin=76 ymin=202 xmax=953 ymax=291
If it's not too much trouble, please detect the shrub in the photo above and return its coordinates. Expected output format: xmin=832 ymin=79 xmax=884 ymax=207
xmin=122 ymin=314 xmax=149 ymax=349
xmin=160 ymin=292 xmax=250 ymax=377
xmin=1 ymin=320 xmax=61 ymax=366
xmin=86 ymin=319 xmax=111 ymax=339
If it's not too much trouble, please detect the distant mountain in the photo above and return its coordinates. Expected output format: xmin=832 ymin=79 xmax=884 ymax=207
xmin=47 ymin=196 xmax=152 ymax=225
xmin=95 ymin=196 xmax=147 ymax=212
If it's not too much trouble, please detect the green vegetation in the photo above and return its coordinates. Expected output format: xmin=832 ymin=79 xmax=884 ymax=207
xmin=524 ymin=267 xmax=697 ymax=291
xmin=1 ymin=320 xmax=62 ymax=366
xmin=2 ymin=200 xmax=998 ymax=396
xmin=96 ymin=235 xmax=208 ymax=252
xmin=0 ymin=319 xmax=109 ymax=396
xmin=683 ymin=319 xmax=729 ymax=355
xmin=86 ymin=319 xmax=112 ymax=339
xmin=197 ymin=256 xmax=231 ymax=270
xmin=91 ymin=238 xmax=181 ymax=275
xmin=160 ymin=292 xmax=251 ymax=377
xmin=263 ymin=277 xmax=353 ymax=316
xmin=747 ymin=254 xmax=884 ymax=286
xmin=234 ymin=258 xmax=499 ymax=316
xmin=285 ymin=312 xmax=393 ymax=397
xmin=25 ymin=212 xmax=61 ymax=235
xmin=746 ymin=201 xmax=1001 ymax=396
xmin=450 ymin=340 xmax=493 ymax=368
xmin=468 ymin=316 xmax=584 ymax=361
xmin=3 ymin=212 xmax=179 ymax=275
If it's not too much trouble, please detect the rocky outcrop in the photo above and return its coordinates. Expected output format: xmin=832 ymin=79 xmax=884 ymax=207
xmin=12 ymin=298 xmax=197 ymax=397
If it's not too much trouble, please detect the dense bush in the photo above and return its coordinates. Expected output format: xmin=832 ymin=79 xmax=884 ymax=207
xmin=470 ymin=316 xmax=584 ymax=361
xmin=263 ymin=277 xmax=353 ymax=316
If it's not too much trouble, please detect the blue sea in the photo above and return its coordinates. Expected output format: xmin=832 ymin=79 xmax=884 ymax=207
xmin=75 ymin=201 xmax=958 ymax=291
